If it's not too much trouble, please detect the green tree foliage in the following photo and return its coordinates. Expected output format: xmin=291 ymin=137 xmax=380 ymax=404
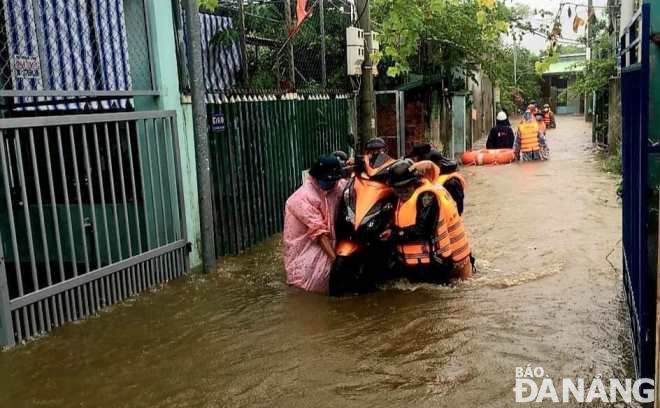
xmin=498 ymin=47 xmax=542 ymax=113
xmin=568 ymin=30 xmax=616 ymax=96
xmin=203 ymin=1 xmax=349 ymax=89
xmin=199 ymin=0 xmax=219 ymax=11
xmin=370 ymin=0 xmax=549 ymax=112
xmin=371 ymin=0 xmax=512 ymax=82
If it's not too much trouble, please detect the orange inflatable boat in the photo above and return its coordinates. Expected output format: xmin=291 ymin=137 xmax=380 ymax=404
xmin=461 ymin=148 xmax=516 ymax=166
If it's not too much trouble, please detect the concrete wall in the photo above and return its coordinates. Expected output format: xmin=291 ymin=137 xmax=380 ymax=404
xmin=142 ymin=0 xmax=202 ymax=268
xmin=608 ymin=77 xmax=621 ymax=156
xmin=620 ymin=0 xmax=637 ymax=36
xmin=452 ymin=94 xmax=467 ymax=158
xmin=468 ymin=69 xmax=495 ymax=146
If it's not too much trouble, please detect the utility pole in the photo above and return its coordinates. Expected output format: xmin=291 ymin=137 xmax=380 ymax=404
xmin=284 ymin=0 xmax=296 ymax=88
xmin=587 ymin=0 xmax=593 ymax=62
xmin=320 ymin=0 xmax=327 ymax=88
xmin=183 ymin=0 xmax=217 ymax=273
xmin=587 ymin=0 xmax=594 ymax=125
xmin=356 ymin=0 xmax=375 ymax=150
xmin=513 ymin=36 xmax=518 ymax=116
xmin=237 ymin=0 xmax=249 ymax=86
xmin=513 ymin=45 xmax=517 ymax=89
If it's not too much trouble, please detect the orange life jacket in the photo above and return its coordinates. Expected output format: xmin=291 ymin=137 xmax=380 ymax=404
xmin=437 ymin=188 xmax=470 ymax=262
xmin=437 ymin=172 xmax=467 ymax=191
xmin=394 ymin=180 xmax=469 ymax=265
xmin=518 ymin=121 xmax=540 ymax=153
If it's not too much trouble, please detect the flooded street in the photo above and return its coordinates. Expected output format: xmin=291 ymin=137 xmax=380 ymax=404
xmin=0 ymin=115 xmax=633 ymax=407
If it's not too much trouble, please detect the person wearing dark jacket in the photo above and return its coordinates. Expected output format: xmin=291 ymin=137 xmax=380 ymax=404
xmin=486 ymin=111 xmax=515 ymax=149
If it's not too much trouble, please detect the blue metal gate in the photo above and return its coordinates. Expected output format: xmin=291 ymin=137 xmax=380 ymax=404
xmin=620 ymin=4 xmax=653 ymax=380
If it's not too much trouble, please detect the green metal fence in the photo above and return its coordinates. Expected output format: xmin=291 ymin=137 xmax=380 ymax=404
xmin=207 ymin=92 xmax=354 ymax=256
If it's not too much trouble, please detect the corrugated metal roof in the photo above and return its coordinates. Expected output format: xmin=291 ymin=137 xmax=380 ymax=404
xmin=396 ymin=74 xmax=444 ymax=91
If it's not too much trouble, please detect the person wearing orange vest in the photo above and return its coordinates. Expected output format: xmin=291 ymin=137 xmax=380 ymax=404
xmin=406 ymin=143 xmax=467 ymax=215
xmin=542 ymin=104 xmax=556 ymax=128
xmin=535 ymin=111 xmax=547 ymax=135
xmin=514 ymin=110 xmax=549 ymax=161
xmin=379 ymin=161 xmax=473 ymax=283
xmin=534 ymin=111 xmax=551 ymax=160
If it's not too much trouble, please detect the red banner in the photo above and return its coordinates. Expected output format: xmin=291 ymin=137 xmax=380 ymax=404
xmin=289 ymin=0 xmax=316 ymax=37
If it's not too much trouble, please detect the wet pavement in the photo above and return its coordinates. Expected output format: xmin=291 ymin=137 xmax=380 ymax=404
xmin=0 ymin=115 xmax=633 ymax=407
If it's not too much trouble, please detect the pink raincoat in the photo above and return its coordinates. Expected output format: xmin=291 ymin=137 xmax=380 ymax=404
xmin=283 ymin=177 xmax=347 ymax=293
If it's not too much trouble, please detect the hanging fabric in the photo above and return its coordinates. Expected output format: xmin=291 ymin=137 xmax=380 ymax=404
xmin=289 ymin=0 xmax=315 ymax=37
xmin=573 ymin=15 xmax=585 ymax=33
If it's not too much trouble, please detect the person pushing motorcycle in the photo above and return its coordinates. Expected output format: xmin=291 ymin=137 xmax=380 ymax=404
xmin=380 ymin=161 xmax=473 ymax=283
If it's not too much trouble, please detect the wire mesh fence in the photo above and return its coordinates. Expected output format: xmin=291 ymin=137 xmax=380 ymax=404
xmin=0 ymin=0 xmax=156 ymax=111
xmin=174 ymin=0 xmax=354 ymax=93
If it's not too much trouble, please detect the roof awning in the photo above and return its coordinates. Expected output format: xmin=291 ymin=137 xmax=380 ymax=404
xmin=397 ymin=74 xmax=444 ymax=92
xmin=542 ymin=56 xmax=586 ymax=76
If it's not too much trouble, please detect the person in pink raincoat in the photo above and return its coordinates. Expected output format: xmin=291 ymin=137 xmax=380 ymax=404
xmin=283 ymin=155 xmax=348 ymax=293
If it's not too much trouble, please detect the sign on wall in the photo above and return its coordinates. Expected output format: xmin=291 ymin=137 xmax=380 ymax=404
xmin=211 ymin=112 xmax=225 ymax=133
xmin=14 ymin=55 xmax=40 ymax=79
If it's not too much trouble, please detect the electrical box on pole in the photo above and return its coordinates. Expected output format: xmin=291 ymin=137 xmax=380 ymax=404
xmin=346 ymin=27 xmax=365 ymax=76
xmin=367 ymin=31 xmax=379 ymax=76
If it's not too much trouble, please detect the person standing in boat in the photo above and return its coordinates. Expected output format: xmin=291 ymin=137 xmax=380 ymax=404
xmin=486 ymin=111 xmax=515 ymax=149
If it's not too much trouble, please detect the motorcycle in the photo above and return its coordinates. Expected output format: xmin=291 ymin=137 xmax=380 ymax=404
xmin=328 ymin=152 xmax=398 ymax=296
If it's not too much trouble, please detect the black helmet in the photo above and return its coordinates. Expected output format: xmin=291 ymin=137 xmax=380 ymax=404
xmin=439 ymin=156 xmax=458 ymax=174
xmin=388 ymin=160 xmax=418 ymax=187
xmin=309 ymin=154 xmax=343 ymax=181
xmin=365 ymin=137 xmax=386 ymax=151
xmin=332 ymin=150 xmax=349 ymax=162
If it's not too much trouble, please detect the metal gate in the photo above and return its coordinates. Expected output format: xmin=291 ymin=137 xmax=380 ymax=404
xmin=620 ymin=4 xmax=653 ymax=379
xmin=207 ymin=92 xmax=353 ymax=256
xmin=0 ymin=111 xmax=189 ymax=347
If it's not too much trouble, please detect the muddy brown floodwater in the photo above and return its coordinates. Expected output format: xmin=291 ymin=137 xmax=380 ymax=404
xmin=1 ymin=116 xmax=634 ymax=407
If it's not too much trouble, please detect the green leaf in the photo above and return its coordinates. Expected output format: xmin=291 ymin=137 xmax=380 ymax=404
xmin=384 ymin=46 xmax=398 ymax=57
xmin=495 ymin=20 xmax=509 ymax=32
xmin=480 ymin=0 xmax=496 ymax=9
xmin=476 ymin=10 xmax=486 ymax=25
xmin=387 ymin=66 xmax=401 ymax=77
xmin=198 ymin=0 xmax=218 ymax=11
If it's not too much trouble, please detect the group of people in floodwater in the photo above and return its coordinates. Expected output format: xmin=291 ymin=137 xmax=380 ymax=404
xmin=283 ymin=102 xmax=554 ymax=295
xmin=487 ymin=102 xmax=554 ymax=160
